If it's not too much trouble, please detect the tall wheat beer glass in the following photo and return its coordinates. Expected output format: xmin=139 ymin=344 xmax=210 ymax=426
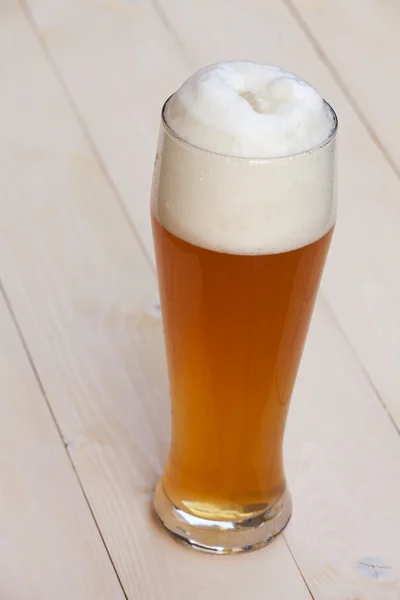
xmin=151 ymin=62 xmax=337 ymax=553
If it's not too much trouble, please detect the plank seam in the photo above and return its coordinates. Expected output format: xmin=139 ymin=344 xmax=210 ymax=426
xmin=281 ymin=0 xmax=400 ymax=182
xmin=151 ymin=0 xmax=192 ymax=68
xmin=18 ymin=0 xmax=156 ymax=276
xmin=283 ymin=535 xmax=316 ymax=600
xmin=321 ymin=295 xmax=400 ymax=437
xmin=0 ymin=275 xmax=129 ymax=600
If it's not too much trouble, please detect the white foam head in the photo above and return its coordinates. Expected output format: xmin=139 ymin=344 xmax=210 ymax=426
xmin=153 ymin=61 xmax=337 ymax=254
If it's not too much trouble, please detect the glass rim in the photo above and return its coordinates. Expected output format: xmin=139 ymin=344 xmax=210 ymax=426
xmin=161 ymin=95 xmax=338 ymax=162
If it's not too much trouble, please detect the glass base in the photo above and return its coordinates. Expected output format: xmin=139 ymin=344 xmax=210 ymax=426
xmin=153 ymin=482 xmax=292 ymax=554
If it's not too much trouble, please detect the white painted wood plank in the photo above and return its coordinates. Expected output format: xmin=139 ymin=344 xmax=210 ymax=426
xmin=285 ymin=298 xmax=400 ymax=600
xmin=0 ymin=298 xmax=126 ymax=600
xmin=16 ymin=0 xmax=400 ymax=597
xmin=21 ymin=0 xmax=400 ymax=434
xmin=0 ymin=2 xmax=313 ymax=598
xmin=285 ymin=0 xmax=400 ymax=173
xmin=22 ymin=0 xmax=191 ymax=261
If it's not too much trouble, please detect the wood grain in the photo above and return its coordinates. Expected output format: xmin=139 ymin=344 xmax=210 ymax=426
xmin=285 ymin=298 xmax=400 ymax=600
xmin=0 ymin=296 xmax=126 ymax=599
xmin=156 ymin=0 xmax=400 ymax=428
xmin=22 ymin=0 xmax=400 ymax=434
xmin=285 ymin=0 xmax=400 ymax=174
xmin=1 ymin=0 xmax=399 ymax=598
xmin=21 ymin=0 xmax=191 ymax=262
xmin=0 ymin=2 xmax=313 ymax=599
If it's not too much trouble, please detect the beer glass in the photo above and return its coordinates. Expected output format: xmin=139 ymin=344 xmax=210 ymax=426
xmin=151 ymin=70 xmax=337 ymax=553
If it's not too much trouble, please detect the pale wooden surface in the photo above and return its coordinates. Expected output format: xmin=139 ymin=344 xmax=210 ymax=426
xmin=1 ymin=0 xmax=399 ymax=598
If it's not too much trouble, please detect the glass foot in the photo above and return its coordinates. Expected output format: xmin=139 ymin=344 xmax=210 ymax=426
xmin=153 ymin=482 xmax=292 ymax=554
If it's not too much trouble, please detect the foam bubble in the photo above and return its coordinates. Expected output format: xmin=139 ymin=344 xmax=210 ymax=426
xmin=153 ymin=61 xmax=337 ymax=254
xmin=164 ymin=61 xmax=334 ymax=158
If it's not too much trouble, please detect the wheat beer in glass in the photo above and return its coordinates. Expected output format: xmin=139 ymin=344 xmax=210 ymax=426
xmin=151 ymin=61 xmax=337 ymax=553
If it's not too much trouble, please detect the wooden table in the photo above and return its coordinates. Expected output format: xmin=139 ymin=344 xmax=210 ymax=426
xmin=1 ymin=1 xmax=399 ymax=598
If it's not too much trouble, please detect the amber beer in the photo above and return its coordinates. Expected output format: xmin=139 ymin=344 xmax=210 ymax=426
xmin=151 ymin=61 xmax=337 ymax=553
xmin=152 ymin=217 xmax=332 ymax=519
